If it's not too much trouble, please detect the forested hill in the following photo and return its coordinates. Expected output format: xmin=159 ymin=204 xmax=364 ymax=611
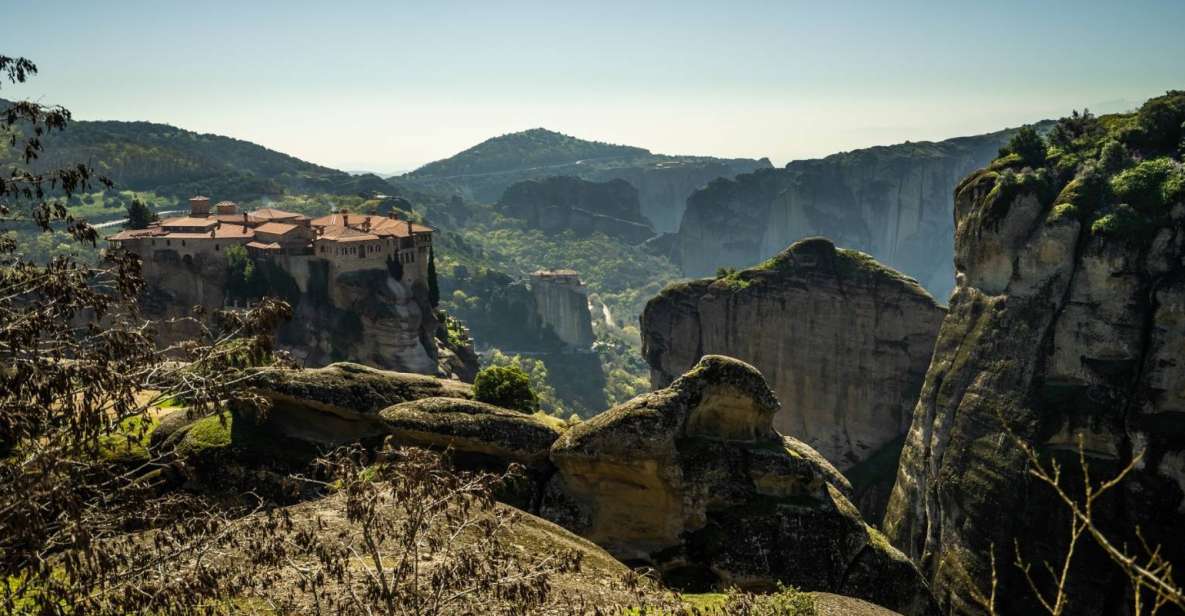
xmin=406 ymin=128 xmax=650 ymax=179
xmin=392 ymin=128 xmax=771 ymax=229
xmin=0 ymin=100 xmax=392 ymax=200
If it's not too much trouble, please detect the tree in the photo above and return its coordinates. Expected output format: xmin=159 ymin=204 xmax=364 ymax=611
xmin=1001 ymin=125 xmax=1048 ymax=167
xmin=473 ymin=364 xmax=539 ymax=412
xmin=1048 ymin=109 xmax=1102 ymax=153
xmin=124 ymin=196 xmax=157 ymax=229
xmin=0 ymin=54 xmax=293 ymax=614
xmin=428 ymin=245 xmax=440 ymax=307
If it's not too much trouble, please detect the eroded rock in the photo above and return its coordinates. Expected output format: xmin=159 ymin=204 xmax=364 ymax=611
xmin=543 ymin=355 xmax=936 ymax=615
xmin=642 ymin=237 xmax=944 ymax=518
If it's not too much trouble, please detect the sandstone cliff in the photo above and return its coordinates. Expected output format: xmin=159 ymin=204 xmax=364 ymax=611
xmin=883 ymin=93 xmax=1185 ymax=614
xmin=528 ymin=271 xmax=596 ymax=349
xmin=583 ymin=157 xmax=773 ymax=233
xmin=542 ymin=355 xmax=937 ymax=615
xmin=497 ymin=176 xmax=655 ymax=243
xmin=140 ymin=254 xmax=477 ymax=379
xmin=669 ymin=126 xmax=1048 ymax=301
xmin=641 ymin=238 xmax=944 ymax=518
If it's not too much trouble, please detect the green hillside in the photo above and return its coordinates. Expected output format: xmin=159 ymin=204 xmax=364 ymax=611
xmin=0 ymin=100 xmax=392 ymax=201
xmin=407 ymin=128 xmax=648 ymax=178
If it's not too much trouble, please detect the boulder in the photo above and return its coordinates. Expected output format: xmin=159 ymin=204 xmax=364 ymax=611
xmin=543 ymin=355 xmax=936 ymax=615
xmin=240 ymin=362 xmax=471 ymax=446
xmin=380 ymin=397 xmax=562 ymax=466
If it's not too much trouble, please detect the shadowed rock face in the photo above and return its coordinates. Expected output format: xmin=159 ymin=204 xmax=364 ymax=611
xmin=641 ymin=238 xmax=945 ymax=519
xmin=497 ymin=176 xmax=656 ymax=244
xmin=883 ymin=114 xmax=1185 ymax=612
xmin=138 ymin=257 xmax=477 ymax=379
xmin=543 ymin=355 xmax=937 ymax=616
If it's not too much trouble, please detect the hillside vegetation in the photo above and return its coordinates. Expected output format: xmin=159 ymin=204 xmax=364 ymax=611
xmin=407 ymin=127 xmax=648 ymax=178
xmin=0 ymin=102 xmax=392 ymax=201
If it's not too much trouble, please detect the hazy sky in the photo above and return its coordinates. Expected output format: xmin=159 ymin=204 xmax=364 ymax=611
xmin=5 ymin=0 xmax=1184 ymax=173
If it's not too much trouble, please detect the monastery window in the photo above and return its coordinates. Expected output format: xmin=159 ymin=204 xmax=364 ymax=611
xmin=181 ymin=240 xmax=187 ymax=247
xmin=166 ymin=240 xmax=171 ymax=246
xmin=215 ymin=244 xmax=220 ymax=251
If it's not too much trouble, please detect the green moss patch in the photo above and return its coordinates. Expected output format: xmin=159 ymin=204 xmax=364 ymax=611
xmin=98 ymin=414 xmax=161 ymax=465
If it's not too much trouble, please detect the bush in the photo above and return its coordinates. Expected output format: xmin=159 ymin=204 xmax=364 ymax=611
xmin=474 ymin=364 xmax=539 ymax=412
xmin=999 ymin=126 xmax=1048 ymax=168
xmin=1110 ymin=158 xmax=1185 ymax=212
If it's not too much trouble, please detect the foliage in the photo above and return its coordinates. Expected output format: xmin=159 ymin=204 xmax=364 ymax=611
xmin=474 ymin=364 xmax=539 ymax=412
xmin=1099 ymin=139 xmax=1132 ymax=174
xmin=1109 ymin=157 xmax=1185 ymax=213
xmin=427 ymin=245 xmax=440 ymax=307
xmin=409 ymin=127 xmax=647 ymax=179
xmin=1090 ymin=204 xmax=1151 ymax=238
xmin=482 ymin=349 xmax=566 ymax=415
xmin=0 ymin=53 xmax=299 ymax=614
xmin=999 ymin=125 xmax=1048 ymax=168
xmin=1048 ymin=109 xmax=1103 ymax=154
xmin=123 ymin=195 xmax=157 ymax=229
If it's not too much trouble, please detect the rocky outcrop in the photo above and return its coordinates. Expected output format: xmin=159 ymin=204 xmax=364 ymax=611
xmin=669 ymin=126 xmax=1048 ymax=301
xmin=641 ymin=238 xmax=944 ymax=517
xmin=239 ymin=362 xmax=471 ymax=446
xmin=139 ymin=253 xmax=476 ymax=378
xmin=884 ymin=93 xmax=1185 ymax=615
xmin=529 ymin=270 xmax=596 ymax=349
xmin=497 ymin=176 xmax=655 ymax=243
xmin=381 ymin=397 xmax=561 ymax=465
xmin=542 ymin=355 xmax=936 ymax=615
xmin=584 ymin=158 xmax=774 ymax=233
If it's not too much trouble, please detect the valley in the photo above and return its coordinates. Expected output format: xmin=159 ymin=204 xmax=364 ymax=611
xmin=4 ymin=35 xmax=1185 ymax=613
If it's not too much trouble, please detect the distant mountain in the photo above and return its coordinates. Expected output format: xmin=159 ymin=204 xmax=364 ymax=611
xmin=0 ymin=100 xmax=392 ymax=201
xmin=393 ymin=128 xmax=771 ymax=232
xmin=409 ymin=128 xmax=649 ymax=179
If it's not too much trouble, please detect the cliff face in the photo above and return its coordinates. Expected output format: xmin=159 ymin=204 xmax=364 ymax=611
xmin=883 ymin=93 xmax=1185 ymax=614
xmin=670 ymin=128 xmax=1042 ymax=301
xmin=496 ymin=176 xmax=655 ymax=243
xmin=584 ymin=158 xmax=773 ymax=233
xmin=140 ymin=254 xmax=476 ymax=379
xmin=641 ymin=238 xmax=944 ymax=517
xmin=529 ymin=275 xmax=596 ymax=349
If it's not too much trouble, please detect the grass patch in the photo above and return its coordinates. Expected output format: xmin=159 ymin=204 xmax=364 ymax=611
xmin=97 ymin=414 xmax=161 ymax=465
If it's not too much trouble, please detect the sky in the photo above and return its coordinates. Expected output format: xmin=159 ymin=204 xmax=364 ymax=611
xmin=5 ymin=0 xmax=1185 ymax=173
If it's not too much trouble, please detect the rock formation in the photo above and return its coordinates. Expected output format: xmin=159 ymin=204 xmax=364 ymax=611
xmin=641 ymin=238 xmax=944 ymax=517
xmin=528 ymin=269 xmax=596 ymax=349
xmin=497 ymin=176 xmax=656 ymax=243
xmin=542 ymin=355 xmax=937 ymax=615
xmin=582 ymin=158 xmax=774 ymax=233
xmin=139 ymin=252 xmax=478 ymax=379
xmin=234 ymin=362 xmax=473 ymax=446
xmin=884 ymin=93 xmax=1185 ymax=614
xmin=669 ymin=126 xmax=1049 ymax=301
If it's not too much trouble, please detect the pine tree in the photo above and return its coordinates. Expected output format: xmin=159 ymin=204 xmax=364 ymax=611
xmin=125 ymin=197 xmax=157 ymax=229
xmin=428 ymin=246 xmax=440 ymax=307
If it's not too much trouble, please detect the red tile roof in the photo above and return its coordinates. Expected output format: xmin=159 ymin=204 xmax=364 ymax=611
xmin=161 ymin=216 xmax=219 ymax=228
xmin=246 ymin=241 xmax=281 ymax=251
xmin=254 ymin=222 xmax=300 ymax=236
xmin=317 ymin=225 xmax=379 ymax=242
xmin=249 ymin=208 xmax=308 ymax=222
